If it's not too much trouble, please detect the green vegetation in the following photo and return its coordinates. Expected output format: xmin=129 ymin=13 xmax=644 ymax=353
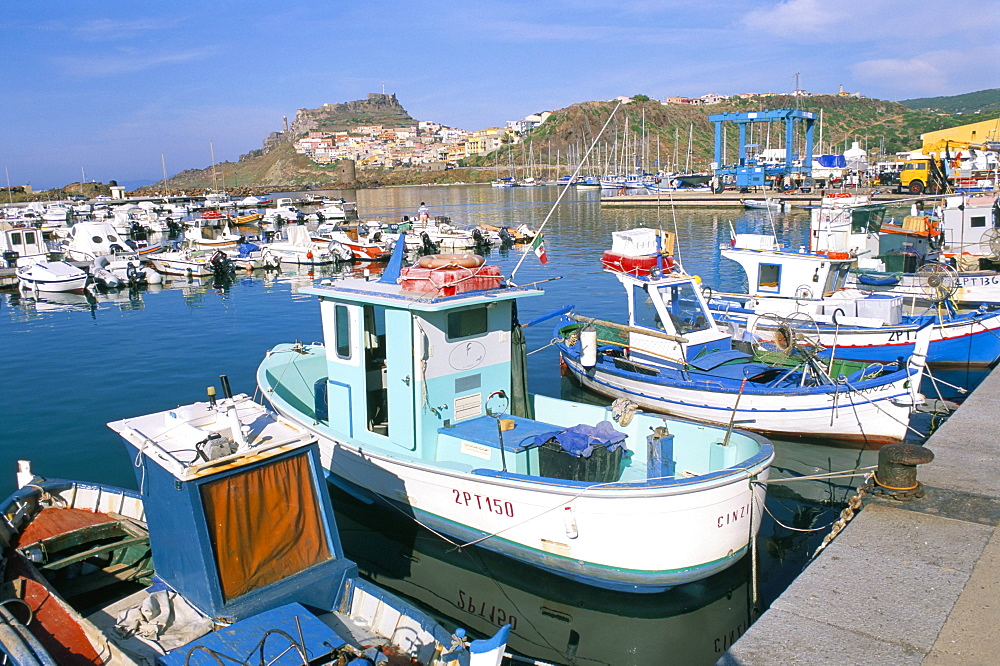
xmin=900 ymin=88 xmax=1000 ymax=115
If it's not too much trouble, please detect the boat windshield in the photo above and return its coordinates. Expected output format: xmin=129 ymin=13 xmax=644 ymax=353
xmin=633 ymin=282 xmax=712 ymax=335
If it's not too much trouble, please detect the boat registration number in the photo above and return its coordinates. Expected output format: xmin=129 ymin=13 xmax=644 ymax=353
xmin=453 ymin=489 xmax=515 ymax=517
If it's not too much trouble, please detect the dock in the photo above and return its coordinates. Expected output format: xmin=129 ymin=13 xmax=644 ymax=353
xmin=721 ymin=364 xmax=1000 ymax=664
xmin=601 ymin=190 xmax=909 ymax=208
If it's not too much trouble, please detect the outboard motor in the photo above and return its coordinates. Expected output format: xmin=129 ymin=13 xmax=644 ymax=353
xmin=473 ymin=228 xmax=489 ymax=247
xmin=3 ymin=250 xmax=18 ymax=268
xmin=125 ymin=261 xmax=147 ymax=288
xmin=421 ymin=232 xmax=438 ymax=255
xmin=209 ymin=250 xmax=235 ymax=276
xmin=499 ymin=227 xmax=514 ymax=245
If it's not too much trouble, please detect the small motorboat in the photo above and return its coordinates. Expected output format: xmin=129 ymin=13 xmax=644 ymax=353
xmin=16 ymin=258 xmax=90 ymax=293
xmin=262 ymin=224 xmax=351 ymax=265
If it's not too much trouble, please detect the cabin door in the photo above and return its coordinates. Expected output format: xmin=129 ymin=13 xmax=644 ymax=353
xmin=364 ymin=305 xmax=416 ymax=450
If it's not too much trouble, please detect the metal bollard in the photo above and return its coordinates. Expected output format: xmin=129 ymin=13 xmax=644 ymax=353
xmin=873 ymin=443 xmax=934 ymax=500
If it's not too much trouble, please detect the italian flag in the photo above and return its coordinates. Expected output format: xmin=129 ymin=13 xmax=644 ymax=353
xmin=532 ymin=233 xmax=548 ymax=264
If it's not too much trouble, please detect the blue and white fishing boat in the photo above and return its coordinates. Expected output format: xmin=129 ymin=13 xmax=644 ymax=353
xmin=709 ymin=230 xmax=1000 ymax=367
xmin=555 ymin=228 xmax=931 ymax=446
xmin=0 ymin=380 xmax=509 ymax=665
xmin=256 ymin=241 xmax=775 ymax=593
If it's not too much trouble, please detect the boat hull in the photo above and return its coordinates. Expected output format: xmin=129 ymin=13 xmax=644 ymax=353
xmin=557 ymin=345 xmax=920 ymax=446
xmin=848 ymin=270 xmax=1000 ymax=306
xmin=712 ymin=308 xmax=1000 ymax=367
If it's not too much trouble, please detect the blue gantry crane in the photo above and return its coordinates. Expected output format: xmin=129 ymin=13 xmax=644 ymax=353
xmin=709 ymin=108 xmax=816 ymax=192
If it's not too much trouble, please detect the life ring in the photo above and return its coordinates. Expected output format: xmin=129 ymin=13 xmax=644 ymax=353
xmin=417 ymin=253 xmax=485 ymax=269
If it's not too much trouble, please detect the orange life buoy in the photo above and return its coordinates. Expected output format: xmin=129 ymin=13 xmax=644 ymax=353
xmin=823 ymin=251 xmax=851 ymax=260
xmin=417 ymin=253 xmax=485 ymax=269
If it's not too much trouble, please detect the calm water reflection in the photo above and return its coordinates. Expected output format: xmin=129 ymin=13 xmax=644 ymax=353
xmin=0 ymin=185 xmax=980 ymax=665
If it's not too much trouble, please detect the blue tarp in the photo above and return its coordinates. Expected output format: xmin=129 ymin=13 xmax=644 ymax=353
xmin=816 ymin=154 xmax=847 ymax=168
xmin=533 ymin=421 xmax=629 ymax=458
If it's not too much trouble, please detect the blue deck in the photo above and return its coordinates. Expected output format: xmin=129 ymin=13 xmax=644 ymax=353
xmin=159 ymin=603 xmax=344 ymax=665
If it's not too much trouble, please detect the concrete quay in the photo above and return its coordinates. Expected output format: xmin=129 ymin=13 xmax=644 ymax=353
xmin=600 ymin=189 xmax=910 ymax=208
xmin=720 ymin=364 xmax=1000 ymax=665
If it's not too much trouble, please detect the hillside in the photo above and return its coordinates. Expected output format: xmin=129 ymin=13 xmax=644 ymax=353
xmin=900 ymin=88 xmax=1000 ymax=115
xmin=134 ymin=92 xmax=987 ymax=193
xmin=474 ymin=94 xmax=976 ymax=175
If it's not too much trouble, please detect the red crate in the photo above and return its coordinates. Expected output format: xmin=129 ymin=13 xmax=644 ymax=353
xmin=399 ymin=264 xmax=503 ymax=296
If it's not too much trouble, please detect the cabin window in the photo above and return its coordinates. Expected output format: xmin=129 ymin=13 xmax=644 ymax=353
xmin=632 ymin=284 xmax=663 ymax=330
xmin=334 ymin=304 xmax=351 ymax=359
xmin=24 ymin=231 xmax=36 ymax=245
xmin=91 ymin=235 xmax=102 ymax=243
xmin=10 ymin=232 xmax=21 ymax=245
xmin=447 ymin=307 xmax=488 ymax=339
xmin=663 ymin=282 xmax=712 ymax=335
xmin=757 ymin=264 xmax=780 ymax=291
xmin=971 ymin=216 xmax=986 ymax=228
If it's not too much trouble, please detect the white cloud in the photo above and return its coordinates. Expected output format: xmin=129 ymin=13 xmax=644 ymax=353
xmin=53 ymin=46 xmax=220 ymax=77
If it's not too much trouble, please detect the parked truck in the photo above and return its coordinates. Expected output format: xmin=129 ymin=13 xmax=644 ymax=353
xmin=899 ymin=139 xmax=999 ymax=194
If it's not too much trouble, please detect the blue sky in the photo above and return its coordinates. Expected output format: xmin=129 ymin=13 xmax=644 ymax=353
xmin=3 ymin=1 xmax=998 ymax=190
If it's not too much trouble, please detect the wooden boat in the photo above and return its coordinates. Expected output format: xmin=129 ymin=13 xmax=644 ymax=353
xmin=710 ymin=231 xmax=1000 ymax=367
xmin=256 ymin=240 xmax=775 ymax=593
xmin=0 ymin=384 xmax=509 ymax=665
xmin=556 ymin=228 xmax=931 ymax=446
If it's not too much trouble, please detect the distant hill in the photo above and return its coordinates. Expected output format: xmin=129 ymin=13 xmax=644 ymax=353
xmin=899 ymin=88 xmax=1000 ymax=115
xmin=140 ymin=91 xmax=989 ymax=193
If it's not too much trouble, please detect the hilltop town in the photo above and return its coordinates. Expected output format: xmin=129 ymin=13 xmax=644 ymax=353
xmin=279 ymin=88 xmax=865 ymax=171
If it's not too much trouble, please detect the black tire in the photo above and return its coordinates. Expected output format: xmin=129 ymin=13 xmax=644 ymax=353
xmin=909 ymin=180 xmax=925 ymax=195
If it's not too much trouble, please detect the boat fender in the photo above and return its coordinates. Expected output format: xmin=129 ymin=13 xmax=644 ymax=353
xmin=416 ymin=254 xmax=486 ymax=269
xmin=580 ymin=329 xmax=598 ymax=367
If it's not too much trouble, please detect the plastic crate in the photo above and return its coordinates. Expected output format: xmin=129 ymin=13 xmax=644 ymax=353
xmin=399 ymin=264 xmax=502 ymax=296
xmin=538 ymin=441 xmax=624 ymax=483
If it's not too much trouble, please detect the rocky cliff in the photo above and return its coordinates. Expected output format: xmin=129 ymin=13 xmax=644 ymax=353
xmin=262 ymin=93 xmax=415 ymax=154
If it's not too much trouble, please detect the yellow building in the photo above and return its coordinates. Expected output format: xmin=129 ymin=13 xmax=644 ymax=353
xmin=921 ymin=116 xmax=1000 ymax=152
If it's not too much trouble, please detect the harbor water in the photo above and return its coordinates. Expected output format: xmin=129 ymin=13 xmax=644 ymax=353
xmin=0 ymin=185 xmax=985 ymax=665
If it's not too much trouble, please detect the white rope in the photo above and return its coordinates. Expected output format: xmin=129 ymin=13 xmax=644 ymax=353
xmin=510 ymin=102 xmax=623 ymax=284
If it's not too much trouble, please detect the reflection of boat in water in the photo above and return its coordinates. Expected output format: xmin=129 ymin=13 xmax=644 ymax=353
xmin=333 ymin=489 xmax=755 ymax=665
xmin=7 ymin=289 xmax=97 ymax=314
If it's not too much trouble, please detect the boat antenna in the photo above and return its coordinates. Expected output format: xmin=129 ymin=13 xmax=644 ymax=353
xmin=510 ymin=101 xmax=622 ymax=284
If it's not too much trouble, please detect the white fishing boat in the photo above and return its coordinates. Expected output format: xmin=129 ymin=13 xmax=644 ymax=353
xmin=0 ymin=382 xmax=509 ymax=665
xmin=555 ymin=228 xmax=931 ymax=446
xmin=709 ymin=230 xmax=1000 ymax=366
xmin=257 ymin=241 xmax=775 ymax=593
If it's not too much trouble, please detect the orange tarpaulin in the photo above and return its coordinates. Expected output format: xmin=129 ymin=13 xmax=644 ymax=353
xmin=200 ymin=453 xmax=332 ymax=601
